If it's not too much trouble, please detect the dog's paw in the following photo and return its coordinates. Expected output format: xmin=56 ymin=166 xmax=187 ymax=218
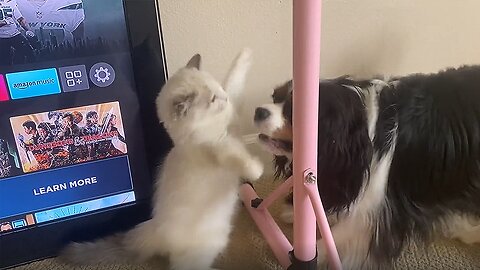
xmin=454 ymin=225 xmax=480 ymax=245
xmin=280 ymin=203 xmax=294 ymax=224
xmin=316 ymin=244 xmax=329 ymax=269
xmin=243 ymin=157 xmax=264 ymax=181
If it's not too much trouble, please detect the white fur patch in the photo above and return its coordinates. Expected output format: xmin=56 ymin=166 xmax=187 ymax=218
xmin=441 ymin=214 xmax=480 ymax=245
xmin=356 ymin=125 xmax=397 ymax=216
xmin=254 ymin=103 xmax=285 ymax=136
xmin=343 ymin=80 xmax=388 ymax=140
xmin=280 ymin=203 xmax=294 ymax=224
xmin=366 ymin=80 xmax=388 ymax=140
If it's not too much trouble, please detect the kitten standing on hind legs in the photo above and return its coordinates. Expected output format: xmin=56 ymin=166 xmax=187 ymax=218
xmin=61 ymin=48 xmax=263 ymax=270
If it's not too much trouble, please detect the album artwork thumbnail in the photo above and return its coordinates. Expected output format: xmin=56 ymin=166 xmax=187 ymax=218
xmin=10 ymin=101 xmax=127 ymax=173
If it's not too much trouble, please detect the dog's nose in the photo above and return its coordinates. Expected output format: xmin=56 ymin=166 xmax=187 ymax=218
xmin=254 ymin=107 xmax=271 ymax=122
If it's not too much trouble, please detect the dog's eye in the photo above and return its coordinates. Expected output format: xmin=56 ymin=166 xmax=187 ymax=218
xmin=211 ymin=95 xmax=216 ymax=103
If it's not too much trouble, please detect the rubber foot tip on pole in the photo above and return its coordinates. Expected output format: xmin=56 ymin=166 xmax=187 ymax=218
xmin=287 ymin=250 xmax=318 ymax=270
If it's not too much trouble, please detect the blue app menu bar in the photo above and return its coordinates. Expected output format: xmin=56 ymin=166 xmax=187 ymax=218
xmin=2 ymin=62 xmax=115 ymax=101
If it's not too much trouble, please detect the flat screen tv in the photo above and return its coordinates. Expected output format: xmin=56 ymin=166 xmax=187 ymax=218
xmin=0 ymin=0 xmax=170 ymax=268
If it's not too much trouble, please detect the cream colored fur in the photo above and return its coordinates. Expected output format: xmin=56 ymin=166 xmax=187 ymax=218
xmin=61 ymin=48 xmax=263 ymax=270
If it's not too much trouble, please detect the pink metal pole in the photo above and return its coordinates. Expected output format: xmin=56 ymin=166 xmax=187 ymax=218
xmin=241 ymin=1 xmax=342 ymax=268
xmin=292 ymin=0 xmax=322 ymax=263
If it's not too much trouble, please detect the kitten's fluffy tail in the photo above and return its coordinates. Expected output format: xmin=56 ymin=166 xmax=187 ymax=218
xmin=60 ymin=233 xmax=132 ymax=265
xmin=60 ymin=219 xmax=157 ymax=265
xmin=223 ymin=48 xmax=253 ymax=104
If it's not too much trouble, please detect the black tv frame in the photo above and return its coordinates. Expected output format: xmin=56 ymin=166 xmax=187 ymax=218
xmin=0 ymin=0 xmax=171 ymax=268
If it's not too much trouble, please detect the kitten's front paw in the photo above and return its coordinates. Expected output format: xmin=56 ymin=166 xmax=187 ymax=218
xmin=243 ymin=157 xmax=264 ymax=181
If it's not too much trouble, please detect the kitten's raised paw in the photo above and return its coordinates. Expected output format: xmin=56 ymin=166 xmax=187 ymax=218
xmin=243 ymin=157 xmax=264 ymax=181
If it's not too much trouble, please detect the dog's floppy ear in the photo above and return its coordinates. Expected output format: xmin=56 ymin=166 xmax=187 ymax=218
xmin=186 ymin=54 xmax=201 ymax=70
xmin=317 ymin=84 xmax=373 ymax=213
xmin=172 ymin=93 xmax=196 ymax=119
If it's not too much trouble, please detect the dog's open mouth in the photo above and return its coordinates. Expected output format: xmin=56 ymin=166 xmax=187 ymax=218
xmin=258 ymin=134 xmax=292 ymax=153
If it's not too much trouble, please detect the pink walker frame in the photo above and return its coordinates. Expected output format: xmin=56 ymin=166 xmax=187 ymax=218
xmin=239 ymin=0 xmax=342 ymax=269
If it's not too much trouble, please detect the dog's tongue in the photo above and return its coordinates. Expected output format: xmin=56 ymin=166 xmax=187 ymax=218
xmin=258 ymin=134 xmax=269 ymax=141
xmin=258 ymin=134 xmax=292 ymax=151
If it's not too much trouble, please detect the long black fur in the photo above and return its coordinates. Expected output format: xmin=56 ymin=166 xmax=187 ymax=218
xmin=372 ymin=66 xmax=480 ymax=261
xmin=316 ymin=79 xmax=373 ymax=213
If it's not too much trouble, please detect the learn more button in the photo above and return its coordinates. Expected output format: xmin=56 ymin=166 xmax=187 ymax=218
xmin=6 ymin=68 xmax=61 ymax=100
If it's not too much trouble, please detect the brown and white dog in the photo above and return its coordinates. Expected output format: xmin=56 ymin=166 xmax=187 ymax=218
xmin=254 ymin=66 xmax=480 ymax=269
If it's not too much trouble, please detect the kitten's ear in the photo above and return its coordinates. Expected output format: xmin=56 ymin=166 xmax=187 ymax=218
xmin=186 ymin=54 xmax=201 ymax=70
xmin=172 ymin=94 xmax=196 ymax=119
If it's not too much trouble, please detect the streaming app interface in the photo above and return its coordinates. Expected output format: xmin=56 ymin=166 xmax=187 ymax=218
xmin=0 ymin=0 xmax=151 ymax=234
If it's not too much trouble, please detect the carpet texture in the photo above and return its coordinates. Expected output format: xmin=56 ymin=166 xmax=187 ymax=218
xmin=11 ymin=175 xmax=480 ymax=270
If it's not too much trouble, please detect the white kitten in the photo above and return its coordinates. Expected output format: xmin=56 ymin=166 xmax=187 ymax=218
xmin=62 ymin=49 xmax=263 ymax=270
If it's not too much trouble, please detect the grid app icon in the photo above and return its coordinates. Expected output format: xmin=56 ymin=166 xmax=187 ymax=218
xmin=58 ymin=65 xmax=90 ymax=92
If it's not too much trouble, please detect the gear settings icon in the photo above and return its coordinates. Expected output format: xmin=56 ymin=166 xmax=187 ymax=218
xmin=89 ymin=62 xmax=116 ymax=87
xmin=94 ymin=67 xmax=111 ymax=83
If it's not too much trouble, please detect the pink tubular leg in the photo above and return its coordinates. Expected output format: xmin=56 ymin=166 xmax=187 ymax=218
xmin=304 ymin=172 xmax=342 ymax=270
xmin=257 ymin=176 xmax=293 ymax=210
xmin=292 ymin=0 xmax=322 ymax=263
xmin=239 ymin=184 xmax=293 ymax=268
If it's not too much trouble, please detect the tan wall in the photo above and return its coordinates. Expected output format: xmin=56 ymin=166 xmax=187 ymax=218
xmin=158 ymin=0 xmax=480 ymax=135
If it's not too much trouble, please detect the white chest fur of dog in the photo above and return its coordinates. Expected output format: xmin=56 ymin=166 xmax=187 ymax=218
xmin=61 ymin=49 xmax=263 ymax=270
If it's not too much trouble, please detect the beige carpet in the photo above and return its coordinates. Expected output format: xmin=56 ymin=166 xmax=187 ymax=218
xmin=12 ymin=175 xmax=480 ymax=270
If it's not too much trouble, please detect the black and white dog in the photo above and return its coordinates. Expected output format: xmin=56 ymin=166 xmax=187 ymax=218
xmin=254 ymin=65 xmax=480 ymax=268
